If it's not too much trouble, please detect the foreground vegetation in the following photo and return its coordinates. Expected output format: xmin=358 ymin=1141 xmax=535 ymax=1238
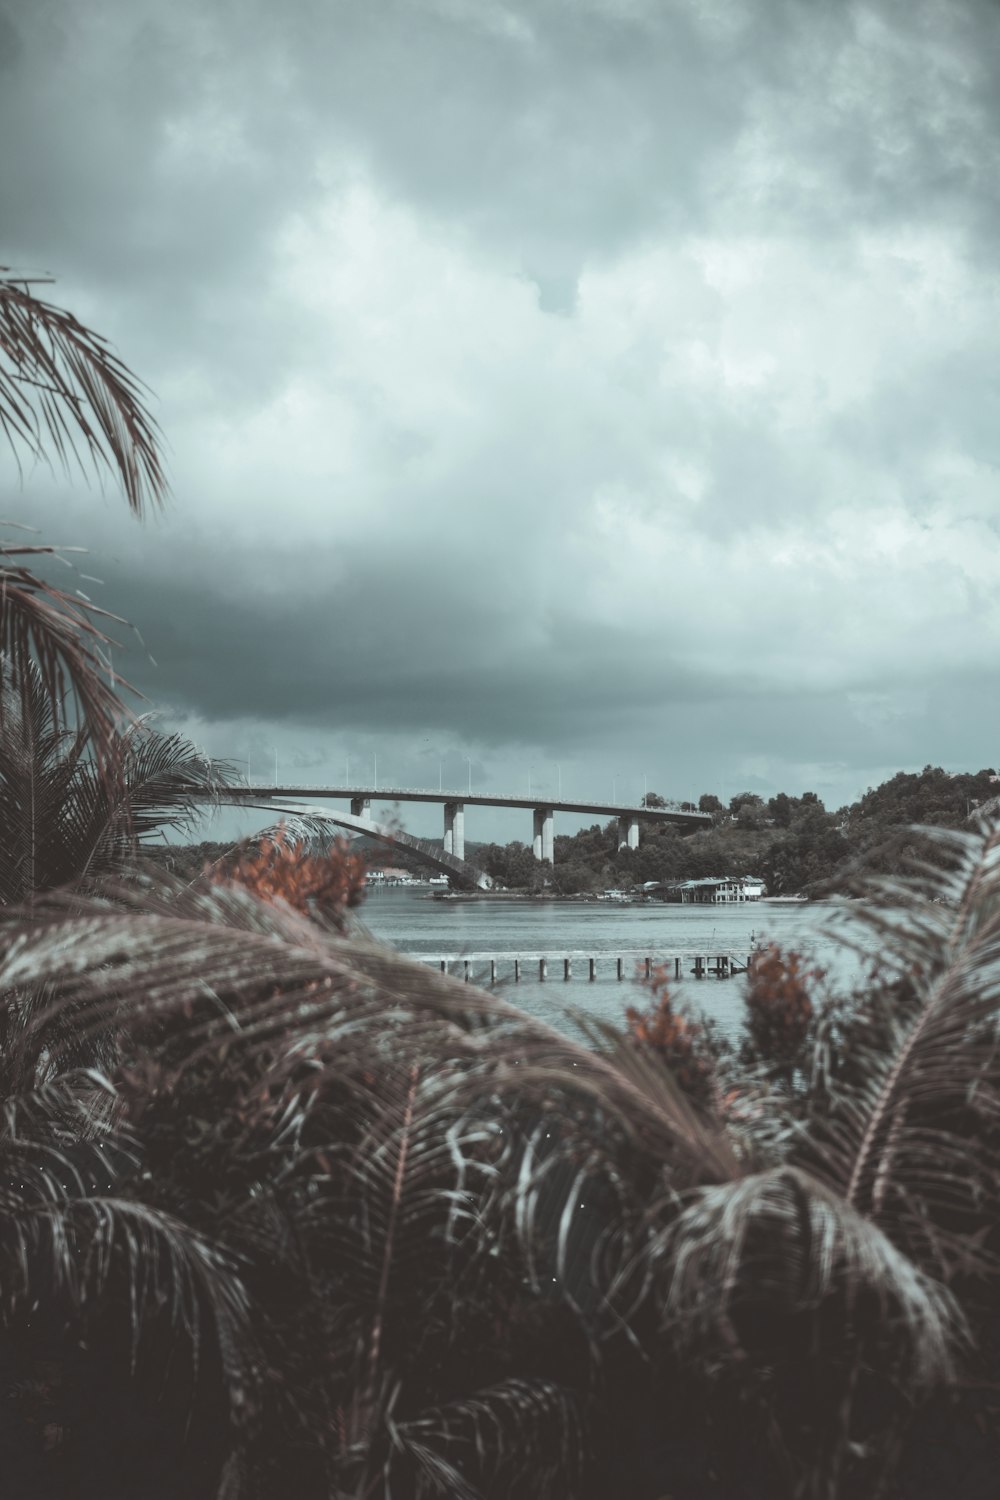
xmin=1 ymin=825 xmax=1000 ymax=1497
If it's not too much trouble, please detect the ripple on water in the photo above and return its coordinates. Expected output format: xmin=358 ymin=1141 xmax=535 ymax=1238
xmin=359 ymin=890 xmax=864 ymax=1044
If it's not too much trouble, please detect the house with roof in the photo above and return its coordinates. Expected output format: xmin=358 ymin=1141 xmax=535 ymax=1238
xmin=676 ymin=875 xmax=766 ymax=904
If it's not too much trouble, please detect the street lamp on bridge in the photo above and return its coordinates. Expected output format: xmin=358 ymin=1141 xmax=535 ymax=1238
xmin=464 ymin=754 xmax=473 ymax=795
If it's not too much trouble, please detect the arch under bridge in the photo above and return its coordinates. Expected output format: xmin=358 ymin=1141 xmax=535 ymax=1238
xmin=240 ymin=800 xmax=493 ymax=890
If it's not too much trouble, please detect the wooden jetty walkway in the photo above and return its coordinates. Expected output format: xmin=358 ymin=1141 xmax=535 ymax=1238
xmin=404 ymin=952 xmax=753 ymax=983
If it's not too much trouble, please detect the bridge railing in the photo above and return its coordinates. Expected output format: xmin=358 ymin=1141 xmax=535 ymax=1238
xmin=232 ymin=780 xmax=704 ymax=815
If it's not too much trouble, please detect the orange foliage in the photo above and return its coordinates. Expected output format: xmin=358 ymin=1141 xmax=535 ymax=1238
xmin=625 ymin=964 xmax=716 ymax=1106
xmin=213 ymin=825 xmax=367 ymax=930
xmin=743 ymin=943 xmax=818 ymax=1070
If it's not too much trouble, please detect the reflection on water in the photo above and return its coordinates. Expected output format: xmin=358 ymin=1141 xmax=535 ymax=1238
xmin=359 ymin=889 xmax=865 ymax=1042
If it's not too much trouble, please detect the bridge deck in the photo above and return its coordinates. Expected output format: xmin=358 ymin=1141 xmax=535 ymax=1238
xmin=228 ymin=783 xmax=709 ymax=823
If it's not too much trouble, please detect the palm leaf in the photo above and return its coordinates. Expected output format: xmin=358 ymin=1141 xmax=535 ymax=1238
xmin=3 ymin=1194 xmax=256 ymax=1418
xmin=0 ymin=670 xmax=235 ymax=906
xmin=0 ymin=657 xmax=83 ymax=905
xmin=800 ymin=823 xmax=1000 ymax=1283
xmin=0 ymin=268 xmax=168 ymax=765
xmin=61 ymin=721 xmax=238 ymax=884
xmin=394 ymin=1378 xmax=583 ymax=1499
xmin=656 ymin=1166 xmax=960 ymax=1384
xmin=0 ymin=549 xmax=137 ymax=767
xmin=0 ymin=270 xmax=167 ymax=516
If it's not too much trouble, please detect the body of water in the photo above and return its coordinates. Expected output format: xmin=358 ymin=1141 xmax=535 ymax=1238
xmin=359 ymin=889 xmax=862 ymax=1042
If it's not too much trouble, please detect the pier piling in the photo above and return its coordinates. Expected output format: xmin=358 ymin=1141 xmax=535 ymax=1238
xmin=416 ymin=953 xmax=749 ymax=983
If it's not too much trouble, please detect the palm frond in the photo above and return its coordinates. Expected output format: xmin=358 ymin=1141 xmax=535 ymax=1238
xmin=0 ymin=1061 xmax=122 ymax=1143
xmin=63 ymin=722 xmax=238 ymax=884
xmin=0 ymin=674 xmax=236 ymax=907
xmin=656 ymin=1165 xmax=961 ymax=1385
xmin=394 ymin=1378 xmax=584 ymax=1499
xmin=0 ymin=657 xmax=82 ymax=905
xmin=3 ymin=1194 xmax=256 ymax=1419
xmin=800 ymin=823 xmax=1000 ymax=1283
xmin=0 ymin=270 xmax=167 ymax=516
xmin=0 ymin=552 xmax=136 ymax=766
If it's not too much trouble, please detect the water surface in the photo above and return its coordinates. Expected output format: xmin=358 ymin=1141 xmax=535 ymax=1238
xmin=360 ymin=889 xmax=862 ymax=1042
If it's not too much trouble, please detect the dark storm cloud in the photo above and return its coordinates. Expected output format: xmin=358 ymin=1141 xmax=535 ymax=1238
xmin=2 ymin=0 xmax=736 ymax=285
xmin=64 ymin=539 xmax=739 ymax=742
xmin=8 ymin=0 xmax=996 ymax=316
xmin=5 ymin=0 xmax=1000 ymax=811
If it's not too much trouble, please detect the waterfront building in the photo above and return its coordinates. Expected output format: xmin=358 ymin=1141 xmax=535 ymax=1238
xmin=676 ymin=875 xmax=766 ymax=904
xmin=366 ymin=867 xmax=413 ymax=886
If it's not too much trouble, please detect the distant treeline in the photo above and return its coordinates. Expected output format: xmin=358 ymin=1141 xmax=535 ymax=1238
xmin=154 ymin=766 xmax=1000 ymax=897
xmin=478 ymin=766 xmax=1000 ymax=895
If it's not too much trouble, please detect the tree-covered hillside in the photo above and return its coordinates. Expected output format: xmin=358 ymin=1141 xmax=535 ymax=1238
xmin=480 ymin=767 xmax=1000 ymax=895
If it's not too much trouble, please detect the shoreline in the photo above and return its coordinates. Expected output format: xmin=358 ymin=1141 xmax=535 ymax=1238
xmin=424 ymin=890 xmax=810 ymax=905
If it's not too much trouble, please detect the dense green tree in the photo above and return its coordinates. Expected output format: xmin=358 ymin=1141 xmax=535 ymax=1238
xmin=731 ymin=793 xmax=765 ymax=829
xmin=845 ymin=766 xmax=996 ymax=837
xmin=482 ymin=840 xmax=539 ymax=889
xmin=550 ymin=860 xmax=598 ymax=894
xmin=632 ymin=829 xmax=692 ymax=884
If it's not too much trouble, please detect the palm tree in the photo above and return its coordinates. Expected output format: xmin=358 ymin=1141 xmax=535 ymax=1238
xmin=0 ymin=267 xmax=168 ymax=763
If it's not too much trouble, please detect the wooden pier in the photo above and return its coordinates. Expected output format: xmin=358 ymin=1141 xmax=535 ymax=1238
xmin=404 ymin=952 xmax=752 ymax=983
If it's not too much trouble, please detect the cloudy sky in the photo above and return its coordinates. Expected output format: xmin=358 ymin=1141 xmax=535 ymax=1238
xmin=3 ymin=0 xmax=1000 ymax=843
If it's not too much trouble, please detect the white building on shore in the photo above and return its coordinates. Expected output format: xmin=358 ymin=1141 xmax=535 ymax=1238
xmin=677 ymin=875 xmax=766 ymax=904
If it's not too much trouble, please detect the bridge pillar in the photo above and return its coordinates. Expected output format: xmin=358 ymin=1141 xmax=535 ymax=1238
xmin=351 ymin=797 xmax=372 ymax=818
xmin=618 ymin=815 xmax=640 ymax=850
xmin=443 ymin=802 xmax=465 ymax=861
xmin=532 ymin=807 xmax=554 ymax=862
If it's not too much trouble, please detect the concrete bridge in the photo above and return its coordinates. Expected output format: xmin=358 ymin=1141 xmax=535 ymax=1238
xmin=240 ymin=801 xmax=494 ymax=890
xmin=225 ymin=782 xmax=709 ymax=863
